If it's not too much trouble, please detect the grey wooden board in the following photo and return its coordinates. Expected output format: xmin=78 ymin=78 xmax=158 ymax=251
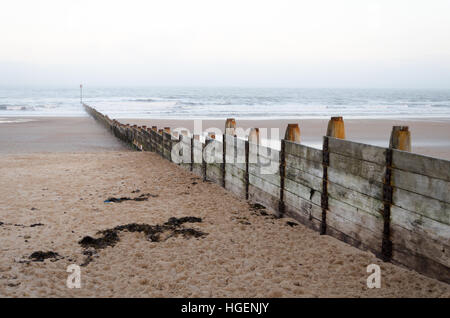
xmin=285 ymin=165 xmax=322 ymax=193
xmin=284 ymin=178 xmax=321 ymax=206
xmin=206 ymin=164 xmax=222 ymax=180
xmin=225 ymin=179 xmax=246 ymax=199
xmin=284 ymin=191 xmax=322 ymax=221
xmin=284 ymin=202 xmax=322 ymax=232
xmin=328 ymin=196 xmax=384 ymax=233
xmin=392 ymin=149 xmax=450 ymax=182
xmin=248 ymin=144 xmax=280 ymax=162
xmin=284 ymin=141 xmax=323 ymax=163
xmin=391 ymin=223 xmax=450 ymax=268
xmin=392 ymin=188 xmax=450 ymax=225
xmin=329 ymin=152 xmax=385 ymax=183
xmin=327 ymin=166 xmax=383 ymax=200
xmin=390 ymin=205 xmax=450 ymax=245
xmin=248 ymin=163 xmax=280 ymax=187
xmin=392 ymin=168 xmax=450 ymax=203
xmin=226 ymin=164 xmax=246 ymax=181
xmin=192 ymin=163 xmax=203 ymax=177
xmin=285 ymin=154 xmax=323 ymax=178
xmin=249 ymin=173 xmax=280 ymax=198
xmin=248 ymin=184 xmax=279 ymax=213
xmin=327 ymin=137 xmax=386 ymax=165
xmin=327 ymin=181 xmax=384 ymax=217
xmin=326 ymin=209 xmax=383 ymax=253
xmin=225 ymin=173 xmax=245 ymax=189
xmin=391 ymin=241 xmax=450 ymax=283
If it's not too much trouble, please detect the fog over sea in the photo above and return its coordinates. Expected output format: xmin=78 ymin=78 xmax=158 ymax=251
xmin=1 ymin=87 xmax=450 ymax=120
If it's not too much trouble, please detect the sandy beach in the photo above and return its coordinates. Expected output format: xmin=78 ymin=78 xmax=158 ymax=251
xmin=0 ymin=116 xmax=449 ymax=297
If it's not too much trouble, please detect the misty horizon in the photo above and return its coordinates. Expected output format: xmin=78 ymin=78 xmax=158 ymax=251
xmin=0 ymin=0 xmax=449 ymax=89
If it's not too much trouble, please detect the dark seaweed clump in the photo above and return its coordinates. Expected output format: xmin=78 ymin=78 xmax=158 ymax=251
xmin=29 ymin=251 xmax=62 ymax=262
xmin=78 ymin=216 xmax=206 ymax=266
xmin=104 ymin=193 xmax=158 ymax=203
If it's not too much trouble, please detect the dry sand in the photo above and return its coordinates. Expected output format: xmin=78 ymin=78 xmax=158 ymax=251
xmin=0 ymin=117 xmax=449 ymax=297
xmin=1 ymin=152 xmax=449 ymax=297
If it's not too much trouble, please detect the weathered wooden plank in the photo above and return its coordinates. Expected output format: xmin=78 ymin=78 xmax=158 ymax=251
xmin=327 ymin=166 xmax=383 ymax=200
xmin=392 ymin=188 xmax=450 ymax=225
xmin=284 ymin=178 xmax=321 ymax=206
xmin=326 ymin=213 xmax=382 ymax=255
xmin=284 ymin=141 xmax=323 ymax=163
xmin=206 ymin=164 xmax=222 ymax=180
xmin=248 ymin=174 xmax=280 ymax=198
xmin=248 ymin=163 xmax=280 ymax=187
xmin=390 ymin=205 xmax=450 ymax=245
xmin=392 ymin=149 xmax=450 ymax=182
xmin=391 ymin=240 xmax=450 ymax=283
xmin=225 ymin=177 xmax=246 ymax=199
xmin=328 ymin=137 xmax=386 ymax=165
xmin=328 ymin=196 xmax=384 ymax=233
xmin=285 ymin=154 xmax=323 ymax=178
xmin=225 ymin=172 xmax=245 ymax=187
xmin=285 ymin=165 xmax=323 ymax=192
xmin=192 ymin=163 xmax=203 ymax=177
xmin=284 ymin=201 xmax=322 ymax=232
xmin=248 ymin=184 xmax=279 ymax=213
xmin=327 ymin=182 xmax=384 ymax=217
xmin=329 ymin=152 xmax=385 ymax=183
xmin=392 ymin=168 xmax=450 ymax=203
xmin=226 ymin=164 xmax=246 ymax=181
xmin=284 ymin=191 xmax=322 ymax=221
xmin=391 ymin=223 xmax=449 ymax=268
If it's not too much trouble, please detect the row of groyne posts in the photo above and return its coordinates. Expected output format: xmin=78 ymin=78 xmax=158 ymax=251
xmin=83 ymin=104 xmax=449 ymax=284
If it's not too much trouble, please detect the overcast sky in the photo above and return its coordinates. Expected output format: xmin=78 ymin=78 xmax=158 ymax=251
xmin=0 ymin=0 xmax=449 ymax=88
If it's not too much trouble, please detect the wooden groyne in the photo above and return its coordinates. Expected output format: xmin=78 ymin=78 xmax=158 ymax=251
xmin=84 ymin=104 xmax=450 ymax=283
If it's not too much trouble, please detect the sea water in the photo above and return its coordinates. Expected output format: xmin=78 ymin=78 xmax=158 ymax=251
xmin=0 ymin=87 xmax=449 ymax=119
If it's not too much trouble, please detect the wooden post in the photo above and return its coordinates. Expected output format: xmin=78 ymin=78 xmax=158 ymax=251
xmin=191 ymin=135 xmax=199 ymax=171
xmin=248 ymin=128 xmax=260 ymax=144
xmin=321 ymin=118 xmax=343 ymax=233
xmin=225 ymin=118 xmax=236 ymax=136
xmin=389 ymin=126 xmax=411 ymax=152
xmin=278 ymin=124 xmax=300 ymax=217
xmin=248 ymin=128 xmax=259 ymax=166
xmin=381 ymin=127 xmax=404 ymax=261
xmin=245 ymin=140 xmax=249 ymax=200
xmin=381 ymin=147 xmax=393 ymax=262
xmin=284 ymin=124 xmax=301 ymax=142
xmin=278 ymin=139 xmax=286 ymax=217
xmin=320 ymin=136 xmax=330 ymax=235
xmin=147 ymin=127 xmax=155 ymax=151
xmin=326 ymin=116 xmax=345 ymax=139
xmin=222 ymin=134 xmax=226 ymax=188
xmin=203 ymin=139 xmax=210 ymax=182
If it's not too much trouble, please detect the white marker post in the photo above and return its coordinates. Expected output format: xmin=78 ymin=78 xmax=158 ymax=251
xmin=80 ymin=84 xmax=83 ymax=104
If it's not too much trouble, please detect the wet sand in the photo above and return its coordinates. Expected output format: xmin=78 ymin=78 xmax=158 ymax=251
xmin=0 ymin=116 xmax=449 ymax=297
xmin=0 ymin=117 xmax=126 ymax=154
